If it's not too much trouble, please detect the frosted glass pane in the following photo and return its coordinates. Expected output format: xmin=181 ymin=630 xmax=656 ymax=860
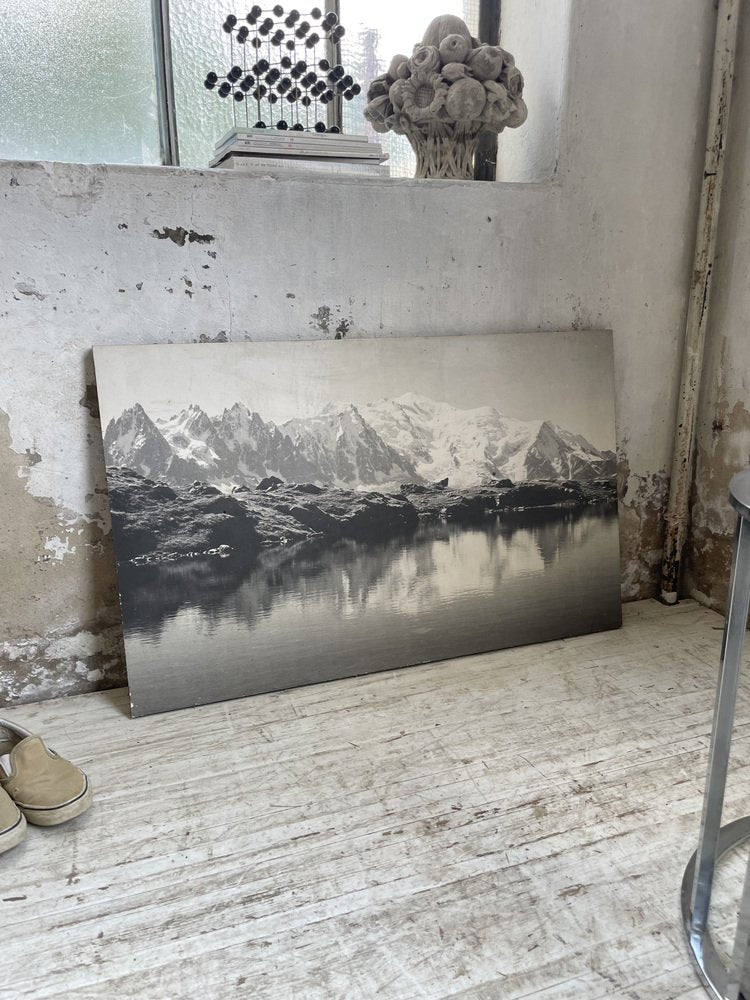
xmin=173 ymin=1 xmax=478 ymax=173
xmin=172 ymin=0 xmax=317 ymax=168
xmin=340 ymin=1 xmax=478 ymax=177
xmin=0 ymin=0 xmax=160 ymax=165
xmin=170 ymin=0 xmax=240 ymax=169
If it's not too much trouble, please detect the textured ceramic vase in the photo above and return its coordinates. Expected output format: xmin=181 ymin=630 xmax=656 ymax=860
xmin=404 ymin=123 xmax=483 ymax=180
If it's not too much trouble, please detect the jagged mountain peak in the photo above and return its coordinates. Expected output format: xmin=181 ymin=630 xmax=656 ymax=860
xmin=361 ymin=399 xmax=611 ymax=487
xmin=104 ymin=393 xmax=614 ymax=492
xmin=534 ymin=419 xmax=600 ymax=454
xmin=186 ymin=406 xmax=213 ymax=431
xmin=103 ymin=403 xmax=173 ymax=480
xmin=283 ymin=403 xmax=420 ymax=488
xmin=219 ymin=409 xmax=285 ymax=446
xmin=159 ymin=405 xmax=217 ymax=442
xmin=161 ymin=401 xmax=201 ymax=422
xmin=107 ymin=401 xmax=151 ymax=427
xmin=222 ymin=401 xmax=252 ymax=416
xmin=287 ymin=403 xmax=373 ymax=442
xmin=105 ymin=402 xmax=160 ymax=437
xmin=218 ymin=402 xmax=266 ymax=426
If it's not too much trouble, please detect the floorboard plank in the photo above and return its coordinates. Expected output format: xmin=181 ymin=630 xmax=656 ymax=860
xmin=1 ymin=600 xmax=745 ymax=998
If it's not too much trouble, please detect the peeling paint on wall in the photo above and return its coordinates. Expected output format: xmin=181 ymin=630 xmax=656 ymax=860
xmin=1 ymin=625 xmax=124 ymax=705
xmin=151 ymin=226 xmax=216 ymax=246
xmin=14 ymin=282 xmax=45 ymax=301
xmin=43 ymin=535 xmax=76 ymax=561
xmin=0 ymin=410 xmax=125 ymax=705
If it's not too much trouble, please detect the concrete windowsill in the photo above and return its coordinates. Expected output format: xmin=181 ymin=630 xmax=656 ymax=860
xmin=0 ymin=156 xmax=561 ymax=194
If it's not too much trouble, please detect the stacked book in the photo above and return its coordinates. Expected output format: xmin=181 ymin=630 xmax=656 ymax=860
xmin=209 ymin=127 xmax=390 ymax=176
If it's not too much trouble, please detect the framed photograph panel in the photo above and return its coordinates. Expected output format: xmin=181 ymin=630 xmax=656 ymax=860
xmin=94 ymin=332 xmax=621 ymax=717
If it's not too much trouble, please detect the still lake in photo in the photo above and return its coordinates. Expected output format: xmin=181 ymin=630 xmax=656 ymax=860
xmin=119 ymin=505 xmax=622 ymax=717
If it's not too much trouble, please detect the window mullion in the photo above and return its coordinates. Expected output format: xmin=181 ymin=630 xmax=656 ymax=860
xmin=474 ymin=0 xmax=501 ymax=181
xmin=325 ymin=0 xmax=343 ymax=131
xmin=152 ymin=0 xmax=181 ymax=165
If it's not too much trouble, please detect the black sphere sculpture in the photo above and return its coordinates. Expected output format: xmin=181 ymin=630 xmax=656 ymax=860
xmin=203 ymin=5 xmax=361 ymax=134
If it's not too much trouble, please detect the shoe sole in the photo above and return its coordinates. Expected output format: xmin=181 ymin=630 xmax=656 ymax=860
xmin=0 ymin=811 xmax=27 ymax=854
xmin=19 ymin=778 xmax=93 ymax=827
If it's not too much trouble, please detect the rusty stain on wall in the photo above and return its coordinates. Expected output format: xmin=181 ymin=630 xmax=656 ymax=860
xmin=0 ymin=411 xmax=125 ymax=705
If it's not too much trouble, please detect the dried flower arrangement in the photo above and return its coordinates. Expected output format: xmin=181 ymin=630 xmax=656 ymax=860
xmin=364 ymin=14 xmax=527 ymax=180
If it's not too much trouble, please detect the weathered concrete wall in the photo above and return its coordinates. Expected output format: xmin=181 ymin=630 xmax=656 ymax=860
xmin=686 ymin=3 xmax=750 ymax=611
xmin=0 ymin=0 xmax=716 ymax=705
xmin=496 ymin=0 xmax=572 ymax=183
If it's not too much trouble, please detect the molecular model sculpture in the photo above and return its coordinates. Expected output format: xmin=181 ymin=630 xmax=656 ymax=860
xmin=204 ymin=6 xmax=362 ymax=133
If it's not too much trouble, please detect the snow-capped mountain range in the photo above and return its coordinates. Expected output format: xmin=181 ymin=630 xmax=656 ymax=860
xmin=102 ymin=392 xmax=615 ymax=490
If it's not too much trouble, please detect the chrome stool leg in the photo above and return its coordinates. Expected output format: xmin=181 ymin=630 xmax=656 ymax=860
xmin=682 ymin=470 xmax=750 ymax=1000
xmin=727 ymin=851 xmax=750 ymax=997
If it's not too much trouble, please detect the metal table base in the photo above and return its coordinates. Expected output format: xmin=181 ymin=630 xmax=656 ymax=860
xmin=683 ymin=469 xmax=750 ymax=1000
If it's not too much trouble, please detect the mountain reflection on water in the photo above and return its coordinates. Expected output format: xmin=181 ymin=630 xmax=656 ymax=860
xmin=120 ymin=504 xmax=621 ymax=716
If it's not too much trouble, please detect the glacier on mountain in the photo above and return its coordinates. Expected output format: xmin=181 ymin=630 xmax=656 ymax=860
xmin=102 ymin=392 xmax=614 ymax=490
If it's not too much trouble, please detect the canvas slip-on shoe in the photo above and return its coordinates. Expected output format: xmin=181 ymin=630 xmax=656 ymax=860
xmin=0 ymin=786 xmax=26 ymax=855
xmin=0 ymin=719 xmax=92 ymax=827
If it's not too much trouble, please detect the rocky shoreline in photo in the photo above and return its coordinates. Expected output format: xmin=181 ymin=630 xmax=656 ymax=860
xmin=106 ymin=467 xmax=617 ymax=566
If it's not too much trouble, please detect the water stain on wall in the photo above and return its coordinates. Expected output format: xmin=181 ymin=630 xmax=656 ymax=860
xmin=79 ymin=383 xmax=100 ymax=419
xmin=687 ymin=397 xmax=750 ymax=610
xmin=618 ymin=453 xmax=669 ymax=600
xmin=310 ymin=304 xmax=354 ymax=338
xmin=310 ymin=305 xmax=331 ymax=333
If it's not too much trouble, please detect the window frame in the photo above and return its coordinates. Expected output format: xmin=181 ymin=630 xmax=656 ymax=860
xmin=152 ymin=0 xmax=180 ymax=165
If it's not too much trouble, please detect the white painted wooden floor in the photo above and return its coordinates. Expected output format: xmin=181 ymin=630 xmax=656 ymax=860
xmin=2 ymin=599 xmax=747 ymax=999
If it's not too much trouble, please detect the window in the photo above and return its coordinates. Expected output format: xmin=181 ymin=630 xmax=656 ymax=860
xmin=168 ymin=0 xmax=481 ymax=175
xmin=0 ymin=1 xmax=565 ymax=182
xmin=0 ymin=0 xmax=161 ymax=165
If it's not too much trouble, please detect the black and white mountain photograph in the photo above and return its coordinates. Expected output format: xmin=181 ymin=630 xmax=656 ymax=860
xmin=94 ymin=332 xmax=622 ymax=717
